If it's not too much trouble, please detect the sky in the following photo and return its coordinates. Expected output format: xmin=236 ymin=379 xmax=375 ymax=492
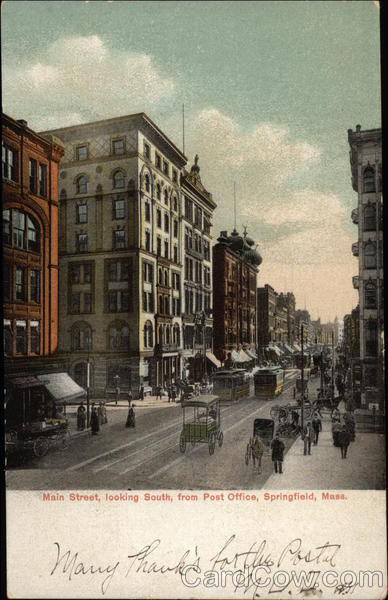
xmin=1 ymin=0 xmax=381 ymax=322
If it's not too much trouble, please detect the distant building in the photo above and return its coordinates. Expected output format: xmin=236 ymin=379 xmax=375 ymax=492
xmin=276 ymin=292 xmax=296 ymax=345
xmin=213 ymin=228 xmax=262 ymax=363
xmin=3 ymin=114 xmax=64 ymax=367
xmin=257 ymin=284 xmax=277 ymax=355
xmin=348 ymin=125 xmax=383 ymax=412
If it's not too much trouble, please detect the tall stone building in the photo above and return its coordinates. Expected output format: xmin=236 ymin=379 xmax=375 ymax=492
xmin=348 ymin=125 xmax=383 ymax=412
xmin=41 ymin=113 xmax=187 ymax=396
xmin=3 ymin=114 xmax=64 ymax=368
xmin=276 ymin=292 xmax=296 ymax=345
xmin=213 ymin=228 xmax=261 ymax=363
xmin=181 ymin=156 xmax=217 ymax=381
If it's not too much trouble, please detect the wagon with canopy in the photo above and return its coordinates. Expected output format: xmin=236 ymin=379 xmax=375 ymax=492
xmin=179 ymin=395 xmax=223 ymax=455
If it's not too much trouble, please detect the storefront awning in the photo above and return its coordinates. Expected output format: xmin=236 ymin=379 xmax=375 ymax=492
xmin=5 ymin=375 xmax=43 ymax=389
xmin=244 ymin=348 xmax=257 ymax=360
xmin=37 ymin=373 xmax=86 ymax=403
xmin=239 ymin=349 xmax=253 ymax=362
xmin=293 ymin=344 xmax=302 ymax=352
xmin=206 ymin=351 xmax=221 ymax=368
xmin=231 ymin=350 xmax=246 ymax=364
xmin=268 ymin=346 xmax=281 ymax=357
xmin=284 ymin=344 xmax=295 ymax=354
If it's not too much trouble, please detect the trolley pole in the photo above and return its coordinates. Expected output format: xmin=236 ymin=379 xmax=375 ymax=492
xmin=301 ymin=324 xmax=304 ymax=431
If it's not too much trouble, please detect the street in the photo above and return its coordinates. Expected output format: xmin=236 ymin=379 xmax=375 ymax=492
xmin=7 ymin=369 xmax=300 ymax=490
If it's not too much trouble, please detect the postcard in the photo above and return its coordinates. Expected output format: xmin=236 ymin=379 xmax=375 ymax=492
xmin=2 ymin=1 xmax=386 ymax=598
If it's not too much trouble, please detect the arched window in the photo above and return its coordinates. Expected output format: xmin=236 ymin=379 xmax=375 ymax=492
xmin=363 ymin=167 xmax=375 ymax=193
xmin=72 ymin=323 xmax=92 ymax=351
xmin=164 ymin=189 xmax=168 ymax=204
xmin=110 ymin=327 xmax=118 ymax=350
xmin=156 ymin=183 xmax=161 ymax=200
xmin=143 ymin=321 xmax=153 ymax=348
xmin=364 ymin=242 xmax=376 ymax=269
xmin=364 ymin=204 xmax=376 ymax=231
xmin=120 ymin=326 xmax=129 ymax=350
xmin=113 ymin=170 xmax=125 ymax=189
xmin=365 ymin=280 xmax=377 ymax=309
xmin=145 ymin=174 xmax=150 ymax=193
xmin=76 ymin=175 xmax=88 ymax=194
xmin=2 ymin=209 xmax=41 ymax=252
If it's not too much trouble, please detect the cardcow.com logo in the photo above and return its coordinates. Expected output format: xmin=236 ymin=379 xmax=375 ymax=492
xmin=180 ymin=566 xmax=385 ymax=592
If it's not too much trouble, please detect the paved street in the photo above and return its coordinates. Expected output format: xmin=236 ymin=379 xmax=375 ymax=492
xmin=7 ymin=369 xmax=300 ymax=490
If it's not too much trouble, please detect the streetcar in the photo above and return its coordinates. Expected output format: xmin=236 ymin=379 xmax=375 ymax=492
xmin=179 ymin=395 xmax=223 ymax=455
xmin=254 ymin=367 xmax=284 ymax=399
xmin=212 ymin=369 xmax=250 ymax=402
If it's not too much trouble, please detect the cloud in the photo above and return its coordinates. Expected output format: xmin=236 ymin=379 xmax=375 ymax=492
xmin=2 ymin=35 xmax=175 ymax=129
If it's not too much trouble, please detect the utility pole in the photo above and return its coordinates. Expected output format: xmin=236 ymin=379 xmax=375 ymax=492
xmin=331 ymin=332 xmax=335 ymax=407
xmin=301 ymin=324 xmax=304 ymax=430
xmin=86 ymin=338 xmax=90 ymax=429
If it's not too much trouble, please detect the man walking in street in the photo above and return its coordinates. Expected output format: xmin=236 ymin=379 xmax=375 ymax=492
xmin=338 ymin=425 xmax=350 ymax=458
xmin=303 ymin=421 xmax=313 ymax=455
xmin=312 ymin=413 xmax=322 ymax=446
xmin=271 ymin=432 xmax=285 ymax=474
xmin=113 ymin=374 xmax=120 ymax=406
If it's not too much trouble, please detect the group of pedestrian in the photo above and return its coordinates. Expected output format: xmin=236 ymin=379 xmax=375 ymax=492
xmin=167 ymin=385 xmax=177 ymax=403
xmin=77 ymin=400 xmax=107 ymax=434
xmin=301 ymin=412 xmax=322 ymax=455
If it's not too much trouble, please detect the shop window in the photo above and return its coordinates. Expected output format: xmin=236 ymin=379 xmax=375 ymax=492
xmin=363 ymin=166 xmax=375 ymax=193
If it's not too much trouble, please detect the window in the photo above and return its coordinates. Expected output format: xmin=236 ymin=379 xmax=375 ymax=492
xmin=15 ymin=268 xmax=25 ymax=300
xmin=163 ymin=160 xmax=169 ymax=176
xmin=145 ymin=202 xmax=151 ymax=222
xmin=27 ymin=216 xmax=39 ymax=252
xmin=108 ymin=290 xmax=130 ymax=312
xmin=194 ymin=205 xmax=202 ymax=228
xmin=76 ymin=175 xmax=88 ymax=194
xmin=2 ymin=209 xmax=10 ymax=244
xmin=71 ymin=292 xmax=81 ymax=313
xmin=204 ymin=240 xmax=210 ymax=261
xmin=155 ymin=154 xmax=161 ymax=169
xmin=164 ymin=270 xmax=168 ymax=287
xmin=71 ymin=264 xmax=81 ymax=283
xmin=185 ymin=197 xmax=193 ymax=221
xmin=158 ymin=268 xmax=163 ymax=285
xmin=83 ymin=263 xmax=92 ymax=283
xmin=172 ymin=169 xmax=178 ymax=183
xmin=144 ymin=321 xmax=153 ymax=348
xmin=164 ymin=189 xmax=168 ymax=205
xmin=109 ymin=324 xmax=129 ymax=350
xmin=173 ymin=324 xmax=180 ymax=346
xmin=114 ymin=230 xmax=126 ymax=249
xmin=365 ymin=281 xmax=377 ymax=309
xmin=144 ymin=142 xmax=151 ymax=159
xmin=77 ymin=233 xmax=88 ymax=253
xmin=164 ymin=213 xmax=169 ymax=233
xmin=119 ymin=259 xmax=129 ymax=281
xmin=363 ymin=166 xmax=375 ymax=193
xmin=145 ymin=174 xmax=150 ymax=193
xmin=15 ymin=320 xmax=27 ymax=354
xmin=365 ymin=320 xmax=377 ymax=356
xmin=173 ymin=197 xmax=178 ymax=212
xmin=204 ymin=215 xmax=211 ymax=234
xmin=76 ymin=145 xmax=88 ymax=161
xmin=173 ymin=245 xmax=178 ymax=263
xmin=30 ymin=270 xmax=40 ymax=303
xmin=113 ymin=198 xmax=126 ymax=219
xmin=84 ymin=293 xmax=92 ymax=313
xmin=2 ymin=144 xmax=17 ymax=182
xmin=143 ymin=261 xmax=154 ymax=283
xmin=77 ymin=203 xmax=88 ymax=224
xmin=364 ymin=204 xmax=376 ymax=231
xmin=30 ymin=321 xmax=40 ymax=354
xmin=157 ymin=209 xmax=162 ymax=228
xmin=157 ymin=237 xmax=161 ymax=256
xmin=113 ymin=171 xmax=125 ymax=189
xmin=364 ymin=242 xmax=376 ymax=269
xmin=173 ymin=220 xmax=178 ymax=238
xmin=109 ymin=262 xmax=117 ymax=282
xmin=112 ymin=139 xmax=125 ymax=155
xmin=4 ymin=320 xmax=12 ymax=355
xmin=73 ymin=324 xmax=92 ymax=351
xmin=29 ymin=159 xmax=37 ymax=193
xmin=145 ymin=230 xmax=151 ymax=251
xmin=13 ymin=210 xmax=25 ymax=249
xmin=156 ymin=184 xmax=161 ymax=200
xmin=3 ymin=264 xmax=11 ymax=303
xmin=164 ymin=240 xmax=169 ymax=258
xmin=108 ymin=291 xmax=117 ymax=312
xmin=121 ymin=326 xmax=129 ymax=350
xmin=39 ymin=164 xmax=47 ymax=197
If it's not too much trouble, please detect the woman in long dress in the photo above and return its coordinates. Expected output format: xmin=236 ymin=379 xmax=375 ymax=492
xmin=90 ymin=406 xmax=100 ymax=435
xmin=126 ymin=403 xmax=136 ymax=428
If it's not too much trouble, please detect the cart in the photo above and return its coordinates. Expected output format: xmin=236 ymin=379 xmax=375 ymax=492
xmin=5 ymin=420 xmax=70 ymax=458
xmin=179 ymin=395 xmax=223 ymax=455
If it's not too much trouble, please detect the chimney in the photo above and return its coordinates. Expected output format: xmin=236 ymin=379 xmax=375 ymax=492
xmin=17 ymin=119 xmax=28 ymax=127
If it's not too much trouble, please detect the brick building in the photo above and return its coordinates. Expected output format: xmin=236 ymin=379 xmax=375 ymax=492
xmin=3 ymin=114 xmax=64 ymax=367
xmin=257 ymin=284 xmax=277 ymax=355
xmin=213 ymin=228 xmax=261 ymax=363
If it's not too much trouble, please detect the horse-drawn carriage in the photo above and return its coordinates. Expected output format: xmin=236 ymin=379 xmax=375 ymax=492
xmin=245 ymin=418 xmax=274 ymax=467
xmin=179 ymin=395 xmax=223 ymax=455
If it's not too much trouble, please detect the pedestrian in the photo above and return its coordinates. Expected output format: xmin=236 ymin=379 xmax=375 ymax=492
xmin=99 ymin=400 xmax=107 ymax=424
xmin=156 ymin=385 xmax=162 ymax=401
xmin=312 ymin=413 xmax=322 ymax=446
xmin=113 ymin=374 xmax=120 ymax=405
xmin=302 ymin=421 xmax=313 ymax=455
xmin=332 ymin=418 xmax=342 ymax=447
xmin=338 ymin=425 xmax=350 ymax=458
xmin=139 ymin=385 xmax=144 ymax=401
xmin=167 ymin=386 xmax=171 ymax=403
xmin=90 ymin=406 xmax=100 ymax=435
xmin=343 ymin=412 xmax=355 ymax=441
xmin=251 ymin=435 xmax=265 ymax=474
xmin=77 ymin=402 xmax=86 ymax=430
xmin=127 ymin=389 xmax=133 ymax=405
xmin=126 ymin=402 xmax=136 ymax=428
xmin=270 ymin=432 xmax=285 ymax=474
xmin=171 ymin=386 xmax=177 ymax=403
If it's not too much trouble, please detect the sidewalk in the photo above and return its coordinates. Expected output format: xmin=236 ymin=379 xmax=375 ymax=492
xmin=265 ymin=418 xmax=386 ymax=489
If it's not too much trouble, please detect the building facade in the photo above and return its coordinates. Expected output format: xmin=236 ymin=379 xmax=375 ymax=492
xmin=41 ymin=113 xmax=187 ymax=396
xmin=181 ymin=157 xmax=216 ymax=381
xmin=348 ymin=125 xmax=383 ymax=412
xmin=257 ymin=284 xmax=277 ymax=355
xmin=276 ymin=292 xmax=296 ymax=345
xmin=3 ymin=115 xmax=64 ymax=368
xmin=213 ymin=229 xmax=261 ymax=363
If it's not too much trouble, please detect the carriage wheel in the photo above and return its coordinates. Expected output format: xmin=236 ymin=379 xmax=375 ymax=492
xmin=208 ymin=433 xmax=216 ymax=455
xmin=217 ymin=431 xmax=224 ymax=447
xmin=33 ymin=437 xmax=50 ymax=457
xmin=179 ymin=432 xmax=186 ymax=453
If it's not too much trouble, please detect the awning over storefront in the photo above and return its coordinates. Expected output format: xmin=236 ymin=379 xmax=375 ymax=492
xmin=244 ymin=348 xmax=257 ymax=360
xmin=267 ymin=345 xmax=281 ymax=357
xmin=231 ymin=350 xmax=246 ymax=364
xmin=284 ymin=344 xmax=295 ymax=354
xmin=37 ymin=373 xmax=86 ymax=403
xmin=293 ymin=344 xmax=302 ymax=352
xmin=206 ymin=351 xmax=221 ymax=368
xmin=5 ymin=375 xmax=43 ymax=389
xmin=239 ymin=349 xmax=253 ymax=362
